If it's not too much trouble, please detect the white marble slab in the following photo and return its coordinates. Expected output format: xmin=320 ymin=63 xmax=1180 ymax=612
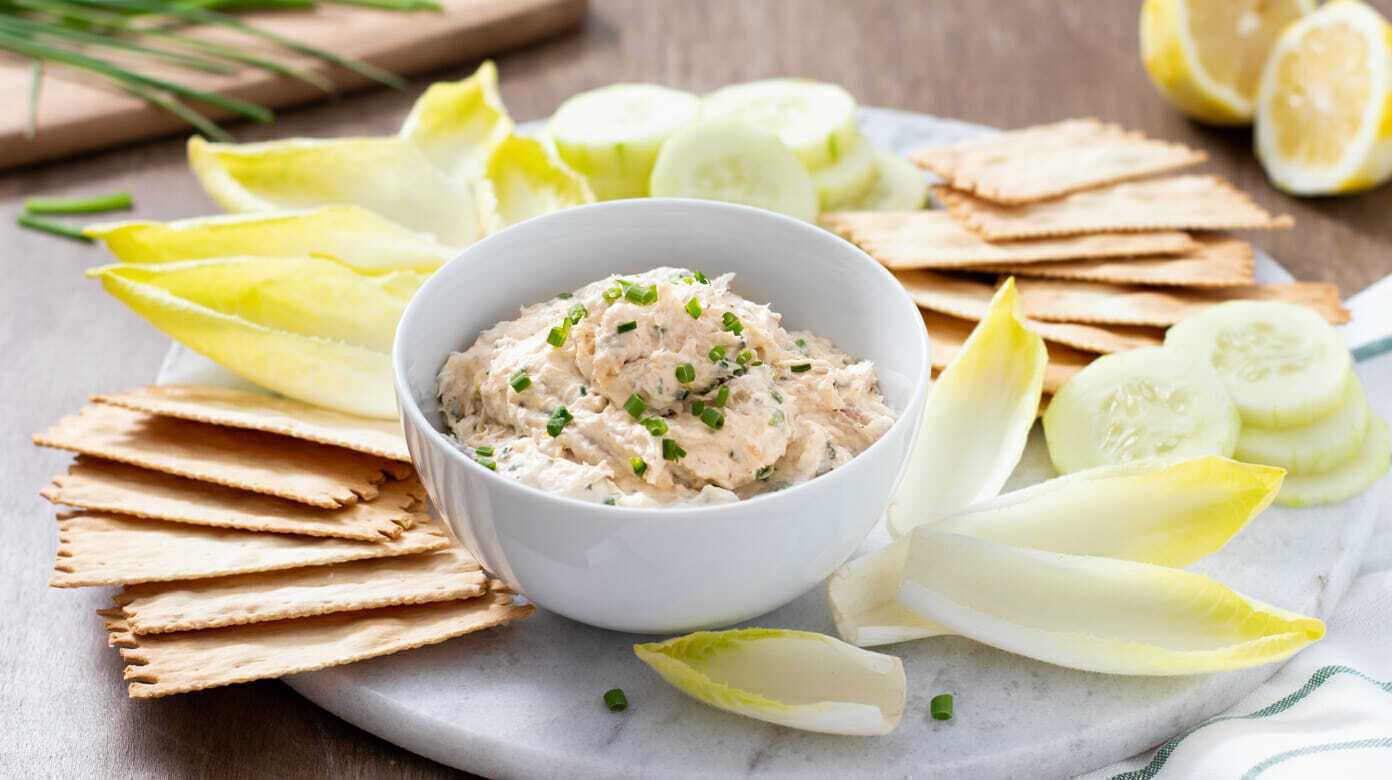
xmin=155 ymin=109 xmax=1379 ymax=778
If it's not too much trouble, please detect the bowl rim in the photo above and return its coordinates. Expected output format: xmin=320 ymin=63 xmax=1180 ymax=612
xmin=393 ymin=197 xmax=931 ymax=517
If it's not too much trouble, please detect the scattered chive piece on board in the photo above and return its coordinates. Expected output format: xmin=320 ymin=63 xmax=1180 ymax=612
xmin=604 ymin=688 xmax=628 ymax=712
xmin=17 ymin=214 xmax=93 ymax=242
xmin=931 ymin=693 xmax=954 ymax=721
xmin=25 ymin=192 xmax=133 ymax=214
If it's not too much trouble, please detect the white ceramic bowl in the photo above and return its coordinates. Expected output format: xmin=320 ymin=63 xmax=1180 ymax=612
xmin=394 ymin=199 xmax=930 ymax=633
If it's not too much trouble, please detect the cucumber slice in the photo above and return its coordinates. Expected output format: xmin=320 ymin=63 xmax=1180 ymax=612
xmin=1043 ymin=347 xmax=1240 ymax=474
xmin=1165 ymin=301 xmax=1352 ymax=428
xmin=649 ymin=120 xmax=819 ymax=222
xmin=701 ymin=79 xmax=860 ymax=170
xmin=549 ymin=83 xmax=701 ymax=201
xmin=812 ymin=133 xmax=878 ymax=209
xmin=1277 ymin=415 xmax=1389 ymax=507
xmin=841 ymin=152 xmax=929 ymax=211
xmin=1236 ymin=375 xmax=1371 ymax=474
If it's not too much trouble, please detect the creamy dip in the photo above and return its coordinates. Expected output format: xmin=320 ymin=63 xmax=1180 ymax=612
xmin=438 ymin=268 xmax=895 ymax=507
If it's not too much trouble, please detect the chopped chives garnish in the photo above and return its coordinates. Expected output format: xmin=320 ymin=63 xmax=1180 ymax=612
xmin=557 ymin=292 xmax=573 ymax=300
xmin=736 ymin=349 xmax=754 ymax=366
xmin=547 ymin=319 xmax=571 ymax=348
xmin=662 ymin=438 xmax=686 ymax=461
xmin=930 ymin=693 xmax=953 ymax=721
xmin=567 ymin=303 xmax=588 ymax=324
xmin=722 ymin=312 xmax=743 ymax=335
xmin=691 ymin=400 xmax=706 ymax=416
xmin=641 ymin=418 xmax=668 ymax=436
xmin=25 ymin=191 xmax=132 ymax=215
xmin=17 ymin=214 xmax=92 ymax=242
xmin=623 ymin=394 xmax=647 ymax=419
xmin=756 ymin=465 xmax=773 ymax=480
xmin=681 ymin=275 xmax=695 ymax=285
xmin=616 ymin=321 xmax=638 ymax=334
xmin=675 ymin=389 xmax=689 ymax=401
xmin=477 ymin=457 xmax=497 ymax=471
xmin=546 ymin=406 xmax=572 ymax=437
xmin=795 ymin=338 xmax=807 ymax=348
xmin=510 ymin=371 xmax=531 ymax=392
xmin=712 ymin=385 xmax=730 ymax=408
xmin=699 ymin=408 xmax=725 ymax=430
xmin=630 ymin=457 xmax=647 ymax=476
xmin=771 ymin=389 xmax=783 ymax=404
xmin=624 ymin=283 xmax=658 ymax=306
xmin=474 ymin=446 xmax=494 ymax=457
xmin=685 ymin=297 xmax=702 ymax=319
xmin=675 ymin=363 xmax=696 ymax=384
xmin=603 ymin=287 xmax=622 ymax=303
xmin=708 ymin=345 xmax=726 ymax=363
xmin=604 ymin=496 xmax=618 ymax=506
xmin=791 ymin=363 xmax=812 ymax=373
xmin=694 ymin=270 xmax=709 ymax=284
xmin=604 ymin=688 xmax=628 ymax=712
xmin=769 ymin=409 xmax=785 ymax=427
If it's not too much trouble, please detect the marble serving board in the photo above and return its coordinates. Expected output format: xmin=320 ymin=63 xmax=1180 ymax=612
xmin=154 ymin=109 xmax=1379 ymax=779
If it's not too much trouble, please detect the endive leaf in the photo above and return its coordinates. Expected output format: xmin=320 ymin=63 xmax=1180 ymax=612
xmin=830 ymin=456 xmax=1286 ymax=647
xmin=188 ymin=136 xmax=484 ymax=246
xmin=399 ymin=60 xmax=513 ymax=180
xmin=899 ymin=530 xmax=1324 ymax=675
xmin=97 ymin=258 xmax=406 ymax=353
xmin=634 ymin=629 xmax=905 ymax=736
xmin=85 ymin=206 xmax=456 ymax=273
xmin=90 ymin=268 xmax=394 ymax=419
xmin=478 ymin=134 xmax=595 ymax=233
xmin=888 ymin=277 xmax=1045 ymax=538
xmin=365 ymin=269 xmax=431 ymax=300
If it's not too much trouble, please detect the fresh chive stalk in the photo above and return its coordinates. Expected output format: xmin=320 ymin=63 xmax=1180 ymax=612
xmin=25 ymin=191 xmax=132 ymax=214
xmin=17 ymin=214 xmax=92 ymax=242
xmin=930 ymin=693 xmax=953 ymax=721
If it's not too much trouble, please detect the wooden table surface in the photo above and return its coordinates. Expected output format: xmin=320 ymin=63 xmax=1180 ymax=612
xmin=3 ymin=1 xmax=1390 ymax=776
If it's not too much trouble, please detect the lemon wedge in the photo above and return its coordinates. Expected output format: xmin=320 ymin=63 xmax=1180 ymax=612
xmin=1142 ymin=0 xmax=1315 ymax=125
xmin=1256 ymin=0 xmax=1392 ymax=195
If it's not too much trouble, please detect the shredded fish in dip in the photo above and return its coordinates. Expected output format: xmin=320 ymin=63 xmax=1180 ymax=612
xmin=437 ymin=267 xmax=895 ymax=507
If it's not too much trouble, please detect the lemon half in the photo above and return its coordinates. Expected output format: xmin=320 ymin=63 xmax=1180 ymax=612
xmin=1142 ymin=0 xmax=1316 ymax=125
xmin=1256 ymin=0 xmax=1392 ymax=195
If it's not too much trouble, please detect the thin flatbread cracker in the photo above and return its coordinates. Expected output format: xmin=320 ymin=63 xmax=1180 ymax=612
xmin=923 ymin=310 xmax=1089 ymax=394
xmin=972 ymin=236 xmax=1254 ymax=287
xmin=115 ymin=548 xmax=485 ymax=634
xmin=104 ymin=592 xmax=533 ymax=698
xmin=33 ymin=405 xmax=410 ymax=508
xmin=936 ymin=176 xmax=1295 ymax=240
xmin=896 ymin=269 xmax=1165 ymax=354
xmin=1014 ymin=278 xmax=1350 ymax=326
xmin=50 ymin=510 xmax=449 ymax=588
xmin=820 ymin=210 xmax=1197 ymax=269
xmin=94 ymin=385 xmax=409 ymax=462
xmin=910 ymin=118 xmax=1207 ymax=204
xmin=42 ymin=458 xmax=423 ymax=541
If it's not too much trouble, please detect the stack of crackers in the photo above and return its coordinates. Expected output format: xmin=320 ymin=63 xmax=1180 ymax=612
xmin=32 ymin=384 xmax=531 ymax=698
xmin=821 ymin=119 xmax=1351 ymax=401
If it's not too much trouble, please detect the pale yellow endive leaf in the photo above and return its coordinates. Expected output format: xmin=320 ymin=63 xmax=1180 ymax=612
xmin=479 ymin=134 xmax=595 ymax=233
xmin=899 ymin=530 xmax=1323 ymax=675
xmin=89 ymin=268 xmax=395 ymax=419
xmin=95 ymin=257 xmax=406 ymax=353
xmin=365 ymin=269 xmax=431 ymax=300
xmin=831 ymin=457 xmax=1284 ymax=647
xmin=888 ymin=277 xmax=1045 ymax=538
xmin=85 ymin=206 xmax=456 ymax=273
xmin=399 ymin=60 xmax=514 ymax=180
xmin=188 ymin=135 xmax=484 ymax=246
xmin=634 ymin=628 xmax=905 ymax=736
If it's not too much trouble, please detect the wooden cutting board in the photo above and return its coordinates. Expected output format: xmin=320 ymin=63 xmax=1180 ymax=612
xmin=0 ymin=0 xmax=586 ymax=171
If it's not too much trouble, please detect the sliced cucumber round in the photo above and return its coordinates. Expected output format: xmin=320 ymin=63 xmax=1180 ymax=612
xmin=549 ymin=83 xmax=701 ymax=201
xmin=1277 ymin=415 xmax=1389 ymax=507
xmin=1237 ymin=375 xmax=1371 ymax=474
xmin=649 ymin=119 xmax=819 ymax=222
xmin=1165 ymin=301 xmax=1351 ymax=428
xmin=701 ymin=79 xmax=859 ymax=170
xmin=1043 ymin=347 xmax=1240 ymax=474
xmin=812 ymin=134 xmax=878 ymax=209
xmin=841 ymin=152 xmax=929 ymax=211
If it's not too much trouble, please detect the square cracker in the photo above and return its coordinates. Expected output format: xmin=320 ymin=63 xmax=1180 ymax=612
xmin=922 ymin=310 xmax=1088 ymax=394
xmin=104 ymin=591 xmax=533 ymax=698
xmin=115 ymin=548 xmax=485 ymax=634
xmin=1013 ymin=278 xmax=1351 ymax=326
xmin=33 ymin=404 xmax=411 ymax=509
xmin=819 ymin=210 xmax=1197 ymax=269
xmin=42 ymin=458 xmax=423 ymax=541
xmin=910 ymin=118 xmax=1207 ymax=204
xmin=895 ymin=270 xmax=1164 ymax=354
xmin=50 ymin=510 xmax=449 ymax=588
xmin=936 ymin=175 xmax=1295 ymax=240
xmin=94 ymin=385 xmax=409 ymax=462
xmin=971 ymin=236 xmax=1254 ymax=287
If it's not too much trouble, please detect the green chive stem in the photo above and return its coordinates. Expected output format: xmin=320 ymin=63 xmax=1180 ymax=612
xmin=603 ymin=688 xmax=628 ymax=712
xmin=25 ymin=191 xmax=133 ymax=215
xmin=930 ymin=693 xmax=953 ymax=721
xmin=17 ymin=214 xmax=92 ymax=242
